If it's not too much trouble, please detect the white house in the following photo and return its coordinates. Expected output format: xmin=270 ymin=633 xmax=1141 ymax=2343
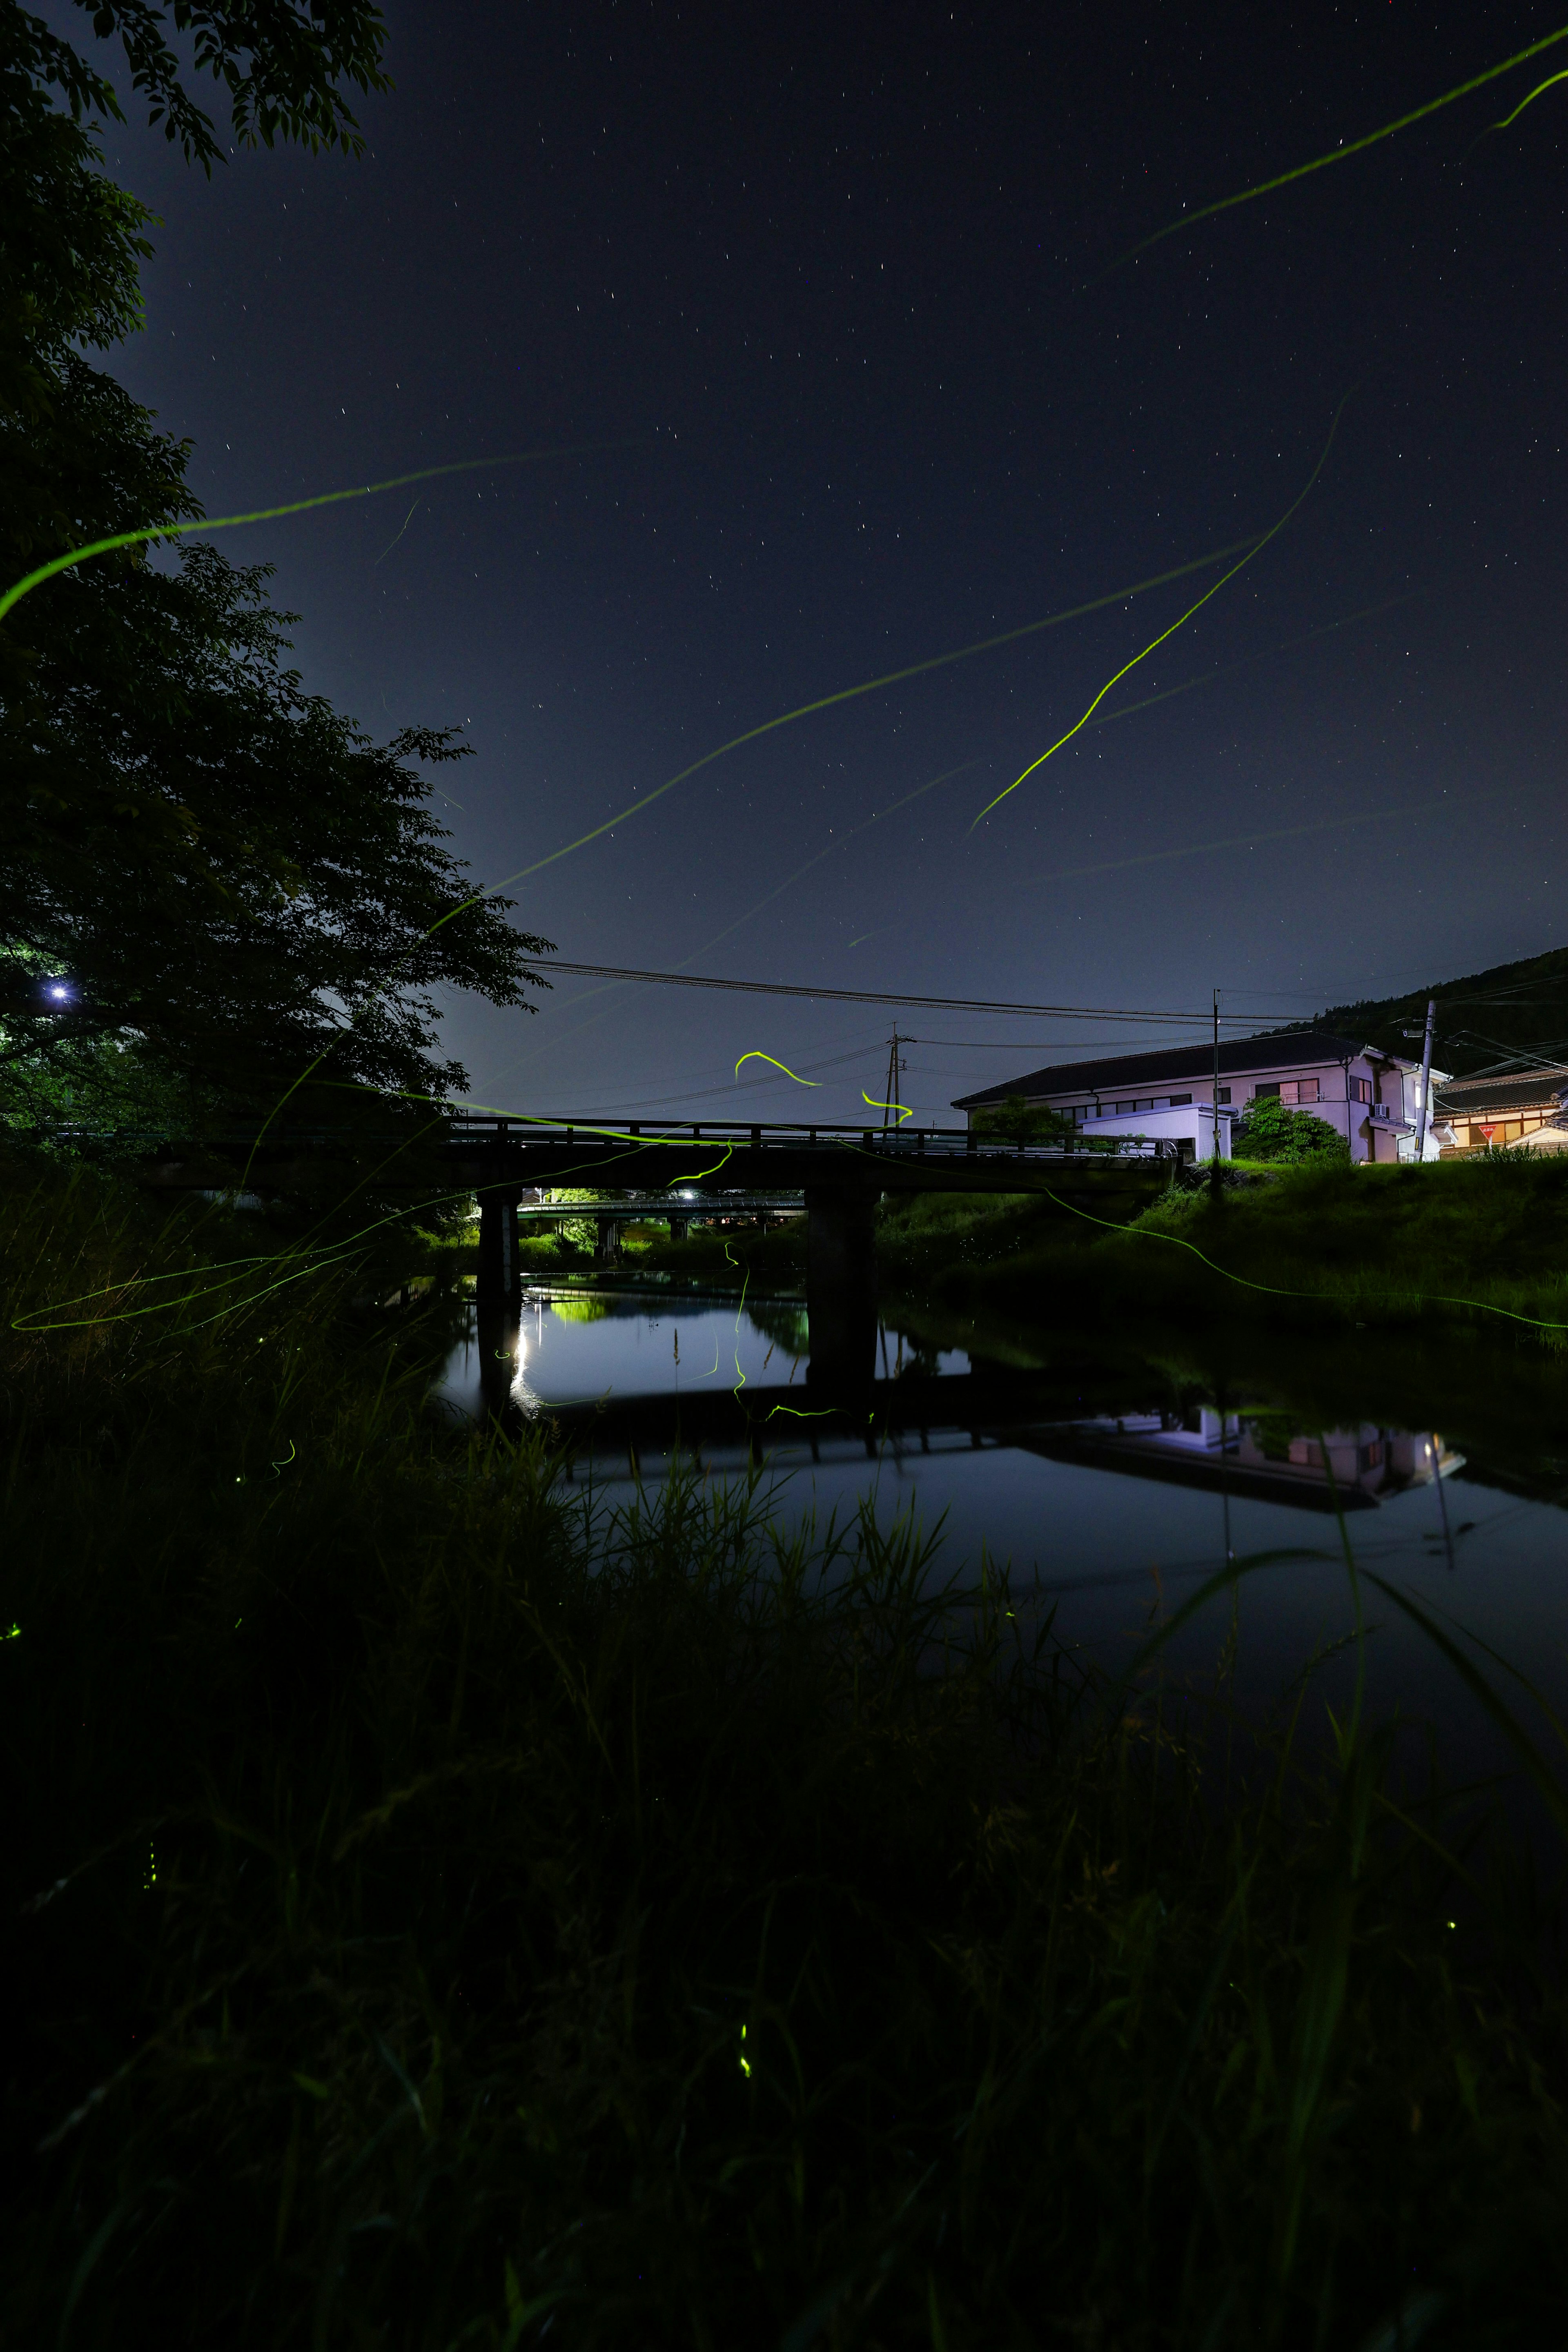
xmin=952 ymin=1030 xmax=1448 ymax=1165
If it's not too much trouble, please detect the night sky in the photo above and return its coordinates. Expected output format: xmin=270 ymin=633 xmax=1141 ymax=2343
xmin=62 ymin=0 xmax=1568 ymax=1121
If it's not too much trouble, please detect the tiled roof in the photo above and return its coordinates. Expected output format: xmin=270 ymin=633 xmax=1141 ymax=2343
xmin=952 ymin=1030 xmax=1370 ymax=1111
xmin=1435 ymin=1070 xmax=1568 ymax=1116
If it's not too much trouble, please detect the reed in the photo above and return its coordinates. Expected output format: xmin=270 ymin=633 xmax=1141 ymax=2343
xmin=5 ymin=1156 xmax=1568 ymax=2347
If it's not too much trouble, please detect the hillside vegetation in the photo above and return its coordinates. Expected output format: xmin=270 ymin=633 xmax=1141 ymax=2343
xmin=1298 ymin=941 xmax=1568 ymax=1078
xmin=8 ymin=1152 xmax=1568 ymax=2345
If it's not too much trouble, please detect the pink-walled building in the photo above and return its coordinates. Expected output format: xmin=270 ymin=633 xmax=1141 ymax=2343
xmin=952 ymin=1030 xmax=1443 ymax=1165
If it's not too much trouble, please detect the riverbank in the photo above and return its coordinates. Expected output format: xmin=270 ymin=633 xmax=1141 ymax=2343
xmin=879 ymin=1154 xmax=1568 ymax=1343
xmin=7 ymin=1155 xmax=1568 ymax=2344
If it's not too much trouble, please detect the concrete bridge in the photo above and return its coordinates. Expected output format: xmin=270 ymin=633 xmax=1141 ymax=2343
xmin=124 ymin=1110 xmax=1176 ymax=1405
xmin=445 ymin=1116 xmax=1177 ymax=1406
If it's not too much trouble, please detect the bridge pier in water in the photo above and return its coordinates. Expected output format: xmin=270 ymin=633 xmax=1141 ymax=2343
xmin=805 ymin=1185 xmax=879 ymax=1403
xmin=476 ymin=1184 xmax=522 ymax=1417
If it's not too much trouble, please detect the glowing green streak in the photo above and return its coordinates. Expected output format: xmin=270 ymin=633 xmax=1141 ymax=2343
xmin=862 ymin=1089 xmax=912 ymax=1125
xmin=724 ymin=1239 xmax=750 ymax=1399
xmin=1007 ymin=793 xmax=1451 ymax=897
xmin=375 ymin=497 xmax=422 ymax=561
xmin=971 ymin=396 xmax=1350 ymax=826
xmin=1040 ymin=1187 xmax=1568 ymax=1333
xmin=446 ymin=536 xmax=1265 ymax=917
xmin=471 ymin=763 xmax=979 ymax=1091
xmin=248 ymin=544 xmax=1268 ymax=1129
xmin=692 ymin=765 xmax=976 ymax=965
xmin=1083 ymin=592 xmax=1423 ymax=734
xmin=734 ymin=1052 xmax=820 ymax=1085
xmin=1483 ymin=65 xmax=1568 ymax=136
xmin=1124 ymin=21 xmax=1568 ymax=263
xmin=0 ymin=440 xmax=638 ymax=626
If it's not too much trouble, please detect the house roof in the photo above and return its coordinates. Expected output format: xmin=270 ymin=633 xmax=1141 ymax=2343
xmin=1434 ymin=1070 xmax=1568 ymax=1116
xmin=951 ymin=1030 xmax=1372 ymax=1111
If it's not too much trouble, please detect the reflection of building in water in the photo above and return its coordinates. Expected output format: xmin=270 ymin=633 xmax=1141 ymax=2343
xmin=1018 ymin=1408 xmax=1463 ymax=1513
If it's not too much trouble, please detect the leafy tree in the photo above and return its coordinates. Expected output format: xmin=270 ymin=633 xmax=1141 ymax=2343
xmin=971 ymin=1094 xmax=1078 ymax=1148
xmin=1237 ymin=1096 xmax=1351 ymax=1165
xmin=16 ymin=1 xmax=390 ymax=169
xmin=0 ymin=2 xmax=553 ymax=1137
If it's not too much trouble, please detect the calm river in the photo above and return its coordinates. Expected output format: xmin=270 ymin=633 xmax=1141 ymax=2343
xmin=437 ymin=1276 xmax=1568 ymax=1771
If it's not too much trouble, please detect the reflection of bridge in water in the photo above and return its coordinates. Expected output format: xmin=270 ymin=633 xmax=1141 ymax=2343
xmin=446 ymin=1117 xmax=1177 ymax=1410
xmin=126 ymin=1112 xmax=1175 ymax=1410
xmin=526 ymin=1356 xmax=1461 ymax=1497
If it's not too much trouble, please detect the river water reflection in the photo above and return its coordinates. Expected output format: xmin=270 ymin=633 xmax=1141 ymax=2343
xmin=436 ymin=1276 xmax=1568 ymax=1762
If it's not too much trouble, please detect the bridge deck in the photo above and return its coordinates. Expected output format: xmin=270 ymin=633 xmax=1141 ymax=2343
xmin=104 ymin=1114 xmax=1180 ymax=1199
xmin=443 ymin=1117 xmax=1178 ymax=1199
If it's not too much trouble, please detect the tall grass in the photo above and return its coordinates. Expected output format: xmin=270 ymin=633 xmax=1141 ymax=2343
xmin=883 ymin=1154 xmax=1568 ymax=1343
xmin=5 ymin=1156 xmax=1568 ymax=2346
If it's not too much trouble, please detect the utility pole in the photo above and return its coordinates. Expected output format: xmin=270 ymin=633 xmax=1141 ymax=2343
xmin=882 ymin=1028 xmax=906 ymax=1131
xmin=1209 ymin=987 xmax=1222 ymax=1198
xmin=1414 ymin=998 xmax=1437 ymax=1161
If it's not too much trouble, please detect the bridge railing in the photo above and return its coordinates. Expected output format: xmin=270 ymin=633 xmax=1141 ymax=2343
xmin=28 ymin=1119 xmax=1181 ymax=1166
xmin=445 ymin=1116 xmax=1180 ymax=1163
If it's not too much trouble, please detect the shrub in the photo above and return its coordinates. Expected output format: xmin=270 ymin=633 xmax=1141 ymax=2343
xmin=971 ymin=1094 xmax=1077 ymax=1147
xmin=1237 ymin=1096 xmax=1352 ymax=1164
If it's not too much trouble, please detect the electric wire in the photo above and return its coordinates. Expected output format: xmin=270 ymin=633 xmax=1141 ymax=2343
xmin=521 ymin=960 xmax=1272 ymax=1025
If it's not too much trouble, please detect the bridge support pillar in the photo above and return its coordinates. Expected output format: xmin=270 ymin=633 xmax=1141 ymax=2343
xmin=805 ymin=1186 xmax=879 ymax=1404
xmin=667 ymin=1213 xmax=690 ymax=1242
xmin=595 ymin=1214 xmax=620 ymax=1262
xmin=476 ymin=1184 xmax=522 ymax=1417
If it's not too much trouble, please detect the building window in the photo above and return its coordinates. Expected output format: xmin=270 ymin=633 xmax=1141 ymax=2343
xmin=1349 ymin=1077 xmax=1372 ymax=1105
xmin=1216 ymin=1087 xmax=1231 ymax=1105
xmin=1279 ymin=1078 xmax=1320 ymax=1105
xmin=1254 ymin=1082 xmax=1281 ymax=1099
xmin=1169 ymin=1093 xmax=1192 ymax=1107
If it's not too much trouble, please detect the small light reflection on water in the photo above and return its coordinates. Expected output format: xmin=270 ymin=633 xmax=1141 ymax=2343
xmin=431 ymin=1281 xmax=1568 ymax=1763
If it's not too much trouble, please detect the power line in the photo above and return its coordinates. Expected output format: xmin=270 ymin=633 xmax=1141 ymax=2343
xmin=525 ymin=958 xmax=1270 ymax=1026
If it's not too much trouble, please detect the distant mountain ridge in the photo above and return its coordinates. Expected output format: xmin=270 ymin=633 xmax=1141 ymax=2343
xmin=1273 ymin=946 xmax=1568 ymax=1079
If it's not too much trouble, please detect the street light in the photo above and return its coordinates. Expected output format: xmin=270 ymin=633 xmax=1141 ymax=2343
xmin=0 ymin=976 xmax=76 ymax=1014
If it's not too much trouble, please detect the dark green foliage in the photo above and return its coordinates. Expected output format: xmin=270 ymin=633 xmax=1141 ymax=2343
xmin=1235 ymin=1097 xmax=1351 ymax=1164
xmin=1299 ymin=942 xmax=1568 ymax=1080
xmin=12 ymin=0 xmax=389 ymax=171
xmin=6 ymin=1168 xmax=1568 ymax=2345
xmin=883 ymin=1156 xmax=1568 ymax=1342
xmin=971 ymin=1093 xmax=1078 ymax=1148
xmin=1 ymin=1 xmax=547 ymax=1137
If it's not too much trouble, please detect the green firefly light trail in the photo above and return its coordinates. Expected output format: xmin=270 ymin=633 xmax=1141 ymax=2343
xmin=0 ymin=441 xmax=639 ymax=627
xmin=734 ymin=1053 xmax=821 ymax=1086
xmin=972 ymin=395 xmax=1351 ymax=827
xmin=1123 ymin=21 xmax=1568 ymax=265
